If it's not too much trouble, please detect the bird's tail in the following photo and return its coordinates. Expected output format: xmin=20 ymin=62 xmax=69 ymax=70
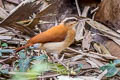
xmin=15 ymin=43 xmax=33 ymax=53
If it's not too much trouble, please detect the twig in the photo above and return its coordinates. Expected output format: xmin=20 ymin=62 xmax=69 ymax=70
xmin=67 ymin=47 xmax=117 ymax=60
xmin=75 ymin=0 xmax=81 ymax=16
xmin=82 ymin=6 xmax=90 ymax=17
xmin=97 ymin=70 xmax=107 ymax=80
xmin=55 ymin=57 xmax=68 ymax=69
xmin=0 ymin=56 xmax=18 ymax=64
xmin=91 ymin=7 xmax=99 ymax=14
xmin=38 ymin=74 xmax=59 ymax=79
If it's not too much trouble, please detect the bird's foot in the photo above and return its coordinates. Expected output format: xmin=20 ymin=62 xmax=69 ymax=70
xmin=53 ymin=54 xmax=67 ymax=68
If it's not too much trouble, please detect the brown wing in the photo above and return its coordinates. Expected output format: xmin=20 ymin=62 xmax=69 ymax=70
xmin=27 ymin=24 xmax=68 ymax=44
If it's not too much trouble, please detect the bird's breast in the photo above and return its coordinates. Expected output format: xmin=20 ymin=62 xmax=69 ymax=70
xmin=40 ymin=29 xmax=76 ymax=53
xmin=41 ymin=41 xmax=65 ymax=53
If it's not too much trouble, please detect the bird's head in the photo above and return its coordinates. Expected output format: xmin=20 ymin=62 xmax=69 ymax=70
xmin=62 ymin=17 xmax=79 ymax=28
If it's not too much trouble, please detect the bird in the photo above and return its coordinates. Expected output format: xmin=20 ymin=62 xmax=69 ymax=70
xmin=15 ymin=17 xmax=79 ymax=60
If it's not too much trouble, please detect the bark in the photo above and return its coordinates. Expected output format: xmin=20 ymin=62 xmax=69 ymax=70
xmin=95 ymin=0 xmax=120 ymax=30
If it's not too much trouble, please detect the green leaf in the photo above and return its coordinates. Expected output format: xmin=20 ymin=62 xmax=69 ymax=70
xmin=0 ymin=52 xmax=2 ymax=56
xmin=51 ymin=63 xmax=68 ymax=74
xmin=18 ymin=58 xmax=31 ymax=72
xmin=12 ymin=61 xmax=51 ymax=80
xmin=100 ymin=63 xmax=118 ymax=77
xmin=0 ymin=49 xmax=14 ymax=53
xmin=18 ymin=51 xmax=26 ymax=59
xmin=32 ymin=54 xmax=48 ymax=61
xmin=100 ymin=64 xmax=113 ymax=71
xmin=29 ymin=46 xmax=34 ymax=49
xmin=113 ymin=60 xmax=120 ymax=65
xmin=30 ymin=62 xmax=50 ymax=73
xmin=0 ymin=41 xmax=1 ymax=46
xmin=1 ymin=43 xmax=8 ymax=48
xmin=117 ymin=71 xmax=120 ymax=76
xmin=12 ymin=75 xmax=29 ymax=80
xmin=75 ymin=64 xmax=83 ymax=72
xmin=0 ymin=69 xmax=9 ymax=74
xmin=0 ymin=64 xmax=2 ymax=68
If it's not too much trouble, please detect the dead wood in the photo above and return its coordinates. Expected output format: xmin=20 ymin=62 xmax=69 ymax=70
xmin=0 ymin=0 xmax=43 ymax=36
xmin=94 ymin=0 xmax=120 ymax=59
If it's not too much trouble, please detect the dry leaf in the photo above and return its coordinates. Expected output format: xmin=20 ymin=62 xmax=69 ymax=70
xmin=86 ymin=19 xmax=120 ymax=45
xmin=6 ymin=0 xmax=22 ymax=4
xmin=93 ymin=42 xmax=111 ymax=55
xmin=82 ymin=31 xmax=92 ymax=50
xmin=0 ymin=0 xmax=3 ymax=8
xmin=89 ymin=57 xmax=104 ymax=67
xmin=93 ymin=42 xmax=102 ymax=53
xmin=75 ymin=6 xmax=90 ymax=41
xmin=58 ymin=76 xmax=99 ymax=80
xmin=0 ymin=7 xmax=9 ymax=20
xmin=97 ymin=70 xmax=107 ymax=80
xmin=86 ymin=58 xmax=99 ymax=68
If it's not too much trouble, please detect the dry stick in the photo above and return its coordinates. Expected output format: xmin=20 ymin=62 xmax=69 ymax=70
xmin=82 ymin=6 xmax=90 ymax=17
xmin=75 ymin=0 xmax=82 ymax=41
xmin=38 ymin=74 xmax=59 ymax=79
xmin=9 ymin=72 xmax=59 ymax=80
xmin=0 ymin=56 xmax=18 ymax=64
xmin=91 ymin=7 xmax=99 ymax=14
xmin=75 ymin=0 xmax=90 ymax=17
xmin=86 ymin=19 xmax=120 ymax=46
xmin=75 ymin=0 xmax=81 ymax=16
xmin=67 ymin=47 xmax=105 ymax=60
xmin=54 ymin=56 xmax=68 ymax=69
xmin=97 ymin=70 xmax=107 ymax=80
xmin=75 ymin=0 xmax=90 ymax=41
xmin=67 ymin=47 xmax=117 ymax=60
